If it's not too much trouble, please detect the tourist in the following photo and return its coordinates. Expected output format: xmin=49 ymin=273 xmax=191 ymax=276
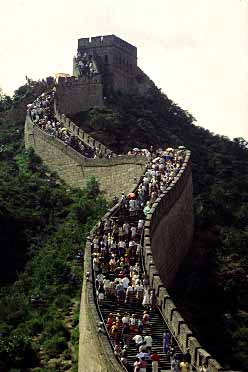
xmin=142 ymin=311 xmax=150 ymax=327
xmin=144 ymin=334 xmax=153 ymax=351
xmin=150 ymin=289 xmax=156 ymax=310
xmin=179 ymin=359 xmax=190 ymax=372
xmin=163 ymin=331 xmax=171 ymax=353
xmin=171 ymin=356 xmax=179 ymax=372
xmin=134 ymin=358 xmax=142 ymax=372
xmin=140 ymin=357 xmax=147 ymax=372
xmin=151 ymin=351 xmax=160 ymax=372
xmin=133 ymin=333 xmax=144 ymax=351
xmin=142 ymin=286 xmax=150 ymax=309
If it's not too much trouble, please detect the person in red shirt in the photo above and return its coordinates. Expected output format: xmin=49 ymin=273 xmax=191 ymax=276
xmin=151 ymin=351 xmax=160 ymax=372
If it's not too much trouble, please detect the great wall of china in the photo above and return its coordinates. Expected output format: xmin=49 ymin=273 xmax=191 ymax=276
xmin=24 ymin=34 xmax=237 ymax=372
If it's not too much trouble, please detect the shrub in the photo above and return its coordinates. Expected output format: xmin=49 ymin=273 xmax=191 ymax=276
xmin=43 ymin=335 xmax=67 ymax=358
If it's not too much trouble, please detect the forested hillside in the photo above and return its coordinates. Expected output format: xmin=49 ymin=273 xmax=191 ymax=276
xmin=71 ymin=88 xmax=248 ymax=371
xmin=0 ymin=82 xmax=247 ymax=371
xmin=0 ymin=83 xmax=107 ymax=371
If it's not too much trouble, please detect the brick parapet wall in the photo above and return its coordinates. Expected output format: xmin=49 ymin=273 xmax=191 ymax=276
xmin=79 ymin=235 xmax=126 ymax=372
xmin=54 ymin=100 xmax=113 ymax=156
xmin=56 ymin=75 xmax=104 ymax=115
xmin=79 ymin=202 xmax=132 ymax=371
xmin=25 ymin=116 xmax=146 ymax=200
xmin=143 ymin=152 xmax=227 ymax=372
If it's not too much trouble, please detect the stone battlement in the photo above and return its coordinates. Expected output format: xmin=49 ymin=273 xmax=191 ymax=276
xmin=57 ymin=75 xmax=102 ymax=87
xmin=53 ymin=99 xmax=111 ymax=156
xmin=78 ymin=34 xmax=137 ymax=58
xmin=56 ymin=74 xmax=104 ymax=116
xmin=25 ymin=115 xmax=146 ymax=199
xmin=142 ymin=155 xmax=225 ymax=372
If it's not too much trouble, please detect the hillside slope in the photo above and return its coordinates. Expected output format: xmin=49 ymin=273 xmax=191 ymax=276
xmin=0 ymin=83 xmax=107 ymax=371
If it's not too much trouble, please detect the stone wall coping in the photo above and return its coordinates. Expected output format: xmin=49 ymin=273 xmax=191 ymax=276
xmin=143 ymin=151 xmax=230 ymax=372
xmin=26 ymin=116 xmax=147 ymax=169
xmin=54 ymin=99 xmax=114 ymax=155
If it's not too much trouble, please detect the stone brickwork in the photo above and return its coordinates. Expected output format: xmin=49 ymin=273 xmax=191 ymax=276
xmin=25 ymin=116 xmax=146 ymax=200
xmin=56 ymin=75 xmax=104 ymax=116
xmin=149 ymin=157 xmax=194 ymax=287
xmin=53 ymin=102 xmax=113 ymax=156
xmin=143 ymin=153 xmax=230 ymax=372
xmin=75 ymin=35 xmax=138 ymax=95
xmin=56 ymin=35 xmax=154 ymax=116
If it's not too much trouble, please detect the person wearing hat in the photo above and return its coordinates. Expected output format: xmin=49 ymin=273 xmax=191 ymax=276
xmin=111 ymin=322 xmax=118 ymax=342
xmin=106 ymin=313 xmax=113 ymax=332
xmin=142 ymin=311 xmax=150 ymax=327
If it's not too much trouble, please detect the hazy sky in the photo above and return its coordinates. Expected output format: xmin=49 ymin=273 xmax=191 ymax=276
xmin=1 ymin=0 xmax=247 ymax=140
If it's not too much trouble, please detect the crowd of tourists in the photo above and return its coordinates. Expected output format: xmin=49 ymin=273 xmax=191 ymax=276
xmin=127 ymin=145 xmax=186 ymax=160
xmin=90 ymin=147 xmax=190 ymax=372
xmin=75 ymin=51 xmax=98 ymax=77
xmin=27 ymin=92 xmax=97 ymax=158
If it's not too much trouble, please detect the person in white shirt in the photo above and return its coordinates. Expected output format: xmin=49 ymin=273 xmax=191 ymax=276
xmin=130 ymin=225 xmax=137 ymax=239
xmin=103 ymin=277 xmax=111 ymax=296
xmin=122 ymin=276 xmax=129 ymax=289
xmin=122 ymin=313 xmax=130 ymax=325
xmin=144 ymin=334 xmax=153 ymax=351
xmin=123 ymin=222 xmax=130 ymax=237
xmin=125 ymin=285 xmax=135 ymax=304
xmin=138 ymin=219 xmax=144 ymax=232
xmin=135 ymin=282 xmax=144 ymax=302
xmin=133 ymin=334 xmax=143 ymax=350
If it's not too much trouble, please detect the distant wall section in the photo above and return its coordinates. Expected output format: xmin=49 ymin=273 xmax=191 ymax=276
xmin=25 ymin=116 xmax=146 ymax=199
xmin=56 ymin=75 xmax=104 ymax=116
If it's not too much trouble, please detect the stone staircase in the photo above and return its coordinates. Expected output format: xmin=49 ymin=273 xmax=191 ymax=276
xmin=100 ymin=299 xmax=182 ymax=371
xmin=93 ymin=207 xmax=183 ymax=371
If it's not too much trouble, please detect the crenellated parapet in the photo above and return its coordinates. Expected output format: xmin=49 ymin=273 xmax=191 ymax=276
xmin=53 ymin=100 xmax=113 ymax=157
xmin=142 ymin=153 xmax=228 ymax=372
xmin=144 ymin=151 xmax=194 ymax=288
xmin=25 ymin=115 xmax=146 ymax=200
xmin=56 ymin=75 xmax=104 ymax=116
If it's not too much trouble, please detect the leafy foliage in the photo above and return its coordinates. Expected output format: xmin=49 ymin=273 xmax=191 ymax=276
xmin=0 ymin=87 xmax=107 ymax=371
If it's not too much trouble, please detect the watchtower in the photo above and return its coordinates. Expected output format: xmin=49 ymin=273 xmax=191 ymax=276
xmin=73 ymin=34 xmax=138 ymax=94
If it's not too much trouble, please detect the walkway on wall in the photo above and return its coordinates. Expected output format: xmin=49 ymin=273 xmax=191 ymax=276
xmin=27 ymin=90 xmax=108 ymax=159
xmin=90 ymin=149 xmax=186 ymax=371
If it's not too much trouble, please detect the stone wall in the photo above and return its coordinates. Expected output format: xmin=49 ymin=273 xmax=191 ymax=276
xmin=75 ymin=34 xmax=138 ymax=95
xmin=56 ymin=75 xmax=104 ymax=116
xmin=25 ymin=116 xmax=146 ymax=200
xmin=79 ymin=227 xmax=125 ymax=372
xmin=53 ymin=102 xmax=113 ymax=156
xmin=148 ymin=152 xmax=194 ymax=288
xmin=143 ymin=153 xmax=226 ymax=372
